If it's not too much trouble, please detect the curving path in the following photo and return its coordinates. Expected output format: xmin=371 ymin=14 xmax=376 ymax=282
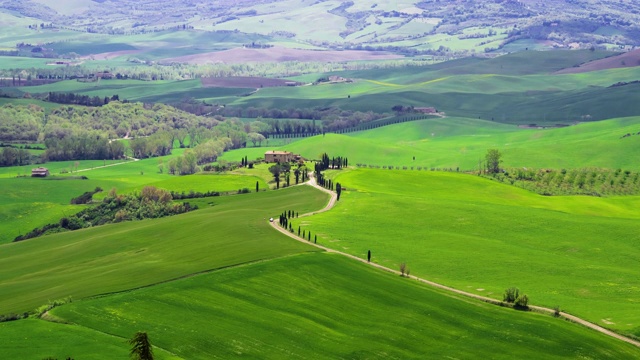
xmin=270 ymin=176 xmax=640 ymax=349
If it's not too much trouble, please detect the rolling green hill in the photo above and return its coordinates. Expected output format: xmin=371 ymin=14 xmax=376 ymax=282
xmin=223 ymin=116 xmax=640 ymax=171
xmin=4 ymin=1 xmax=640 ymax=56
xmin=300 ymin=169 xmax=640 ymax=336
xmin=0 ymin=318 xmax=181 ymax=360
xmin=0 ymin=185 xmax=328 ymax=313
xmin=45 ymin=253 xmax=640 ymax=359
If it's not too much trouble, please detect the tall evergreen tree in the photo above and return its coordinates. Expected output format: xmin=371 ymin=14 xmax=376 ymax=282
xmin=129 ymin=332 xmax=153 ymax=360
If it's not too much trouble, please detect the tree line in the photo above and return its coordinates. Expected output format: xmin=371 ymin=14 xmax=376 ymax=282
xmin=0 ymin=58 xmax=437 ymax=83
xmin=47 ymin=92 xmax=121 ymax=107
xmin=15 ymin=186 xmax=197 ymax=242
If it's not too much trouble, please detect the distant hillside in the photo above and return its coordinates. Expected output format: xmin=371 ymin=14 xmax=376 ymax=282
xmin=2 ymin=0 xmax=639 ymax=57
xmin=556 ymin=49 xmax=640 ymax=74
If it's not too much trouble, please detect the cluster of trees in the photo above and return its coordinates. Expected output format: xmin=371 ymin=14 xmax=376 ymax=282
xmin=44 ymin=133 xmax=126 ymax=161
xmin=164 ymin=151 xmax=198 ymax=175
xmin=47 ymin=92 xmax=120 ymax=107
xmin=0 ymin=58 xmax=437 ymax=83
xmin=488 ymin=167 xmax=640 ymax=196
xmin=0 ymin=103 xmax=263 ymax=167
xmin=269 ymin=163 xmax=308 ymax=189
xmin=503 ymin=287 xmax=529 ymax=309
xmin=130 ymin=132 xmax=173 ymax=159
xmin=43 ymin=102 xmax=209 ymax=139
xmin=316 ymin=153 xmax=348 ymax=171
xmin=14 ymin=187 xmax=196 ymax=241
xmin=0 ymin=146 xmax=36 ymax=167
xmin=0 ymin=104 xmax=43 ymax=142
xmin=217 ymin=108 xmax=387 ymax=134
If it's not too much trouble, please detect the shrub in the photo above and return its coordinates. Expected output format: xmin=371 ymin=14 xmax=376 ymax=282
xmin=553 ymin=305 xmax=561 ymax=317
xmin=514 ymin=294 xmax=529 ymax=309
xmin=399 ymin=262 xmax=406 ymax=276
xmin=503 ymin=287 xmax=519 ymax=303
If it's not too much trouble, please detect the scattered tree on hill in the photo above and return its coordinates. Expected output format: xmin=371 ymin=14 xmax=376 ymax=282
xmin=129 ymin=331 xmax=154 ymax=360
xmin=336 ymin=182 xmax=342 ymax=201
xmin=294 ymin=167 xmax=301 ymax=184
xmin=400 ymin=262 xmax=407 ymax=276
xmin=247 ymin=132 xmax=266 ymax=147
xmin=486 ymin=149 xmax=502 ymax=174
xmin=503 ymin=287 xmax=529 ymax=309
xmin=256 ymin=181 xmax=259 ymax=192
xmin=269 ymin=164 xmax=283 ymax=189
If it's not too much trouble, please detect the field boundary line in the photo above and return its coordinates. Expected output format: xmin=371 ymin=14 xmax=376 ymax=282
xmin=75 ymin=156 xmax=139 ymax=173
xmin=270 ymin=176 xmax=640 ymax=349
xmin=39 ymin=316 xmax=184 ymax=359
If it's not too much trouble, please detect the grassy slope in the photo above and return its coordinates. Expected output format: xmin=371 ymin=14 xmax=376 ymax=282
xmin=227 ymin=50 xmax=640 ymax=123
xmin=0 ymin=318 xmax=182 ymax=360
xmin=229 ymin=117 xmax=640 ymax=170
xmin=301 ymin=169 xmax=640 ymax=335
xmin=6 ymin=50 xmax=636 ymax=123
xmin=0 ymin=157 xmax=167 ymax=244
xmin=0 ymin=185 xmax=328 ymax=313
xmin=51 ymin=253 xmax=640 ymax=359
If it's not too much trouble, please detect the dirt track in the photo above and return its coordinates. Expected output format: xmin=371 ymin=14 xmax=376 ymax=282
xmin=270 ymin=176 xmax=640 ymax=349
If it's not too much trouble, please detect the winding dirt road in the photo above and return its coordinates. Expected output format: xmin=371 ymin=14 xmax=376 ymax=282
xmin=270 ymin=176 xmax=640 ymax=349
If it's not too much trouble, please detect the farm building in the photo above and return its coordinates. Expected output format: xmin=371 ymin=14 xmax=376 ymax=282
xmin=414 ymin=107 xmax=437 ymax=114
xmin=31 ymin=167 xmax=50 ymax=177
xmin=265 ymin=151 xmax=301 ymax=163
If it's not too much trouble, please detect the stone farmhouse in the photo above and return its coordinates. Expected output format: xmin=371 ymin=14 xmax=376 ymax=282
xmin=31 ymin=167 xmax=50 ymax=177
xmin=264 ymin=150 xmax=302 ymax=163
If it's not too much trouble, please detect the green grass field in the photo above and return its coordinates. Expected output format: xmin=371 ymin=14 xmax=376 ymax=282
xmin=3 ymin=47 xmax=640 ymax=358
xmin=220 ymin=50 xmax=640 ymax=123
xmin=116 ymin=173 xmax=267 ymax=195
xmin=0 ymin=157 xmax=170 ymax=243
xmin=299 ymin=169 xmax=640 ymax=336
xmin=44 ymin=252 xmax=640 ymax=359
xmin=0 ymin=318 xmax=181 ymax=360
xmin=221 ymin=116 xmax=640 ymax=171
xmin=12 ymin=79 xmax=251 ymax=104
xmin=0 ymin=185 xmax=328 ymax=313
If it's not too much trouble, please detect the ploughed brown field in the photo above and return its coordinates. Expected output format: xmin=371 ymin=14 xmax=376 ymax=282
xmin=163 ymin=46 xmax=403 ymax=64
xmin=555 ymin=49 xmax=640 ymax=74
xmin=201 ymin=76 xmax=302 ymax=88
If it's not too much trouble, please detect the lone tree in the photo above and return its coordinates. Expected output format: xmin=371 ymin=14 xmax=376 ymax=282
xmin=129 ymin=331 xmax=153 ymax=360
xmin=269 ymin=164 xmax=282 ymax=189
xmin=485 ymin=149 xmax=502 ymax=174
xmin=336 ymin=182 xmax=342 ymax=201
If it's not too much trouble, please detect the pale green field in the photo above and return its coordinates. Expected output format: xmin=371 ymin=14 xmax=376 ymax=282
xmin=106 ymin=173 xmax=268 ymax=197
